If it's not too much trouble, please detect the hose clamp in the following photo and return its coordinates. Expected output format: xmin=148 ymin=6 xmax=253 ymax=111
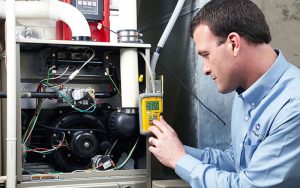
xmin=117 ymin=29 xmax=143 ymax=43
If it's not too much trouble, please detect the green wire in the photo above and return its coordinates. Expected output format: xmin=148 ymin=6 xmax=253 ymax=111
xmin=55 ymin=89 xmax=96 ymax=113
xmin=43 ymin=82 xmax=96 ymax=113
xmin=22 ymin=98 xmax=43 ymax=170
xmin=47 ymin=68 xmax=51 ymax=84
xmin=107 ymin=74 xmax=121 ymax=96
xmin=46 ymin=66 xmax=56 ymax=84
xmin=111 ymin=137 xmax=139 ymax=170
xmin=22 ymin=99 xmax=43 ymax=144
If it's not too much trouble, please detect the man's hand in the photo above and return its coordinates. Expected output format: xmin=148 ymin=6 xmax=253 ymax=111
xmin=148 ymin=116 xmax=186 ymax=169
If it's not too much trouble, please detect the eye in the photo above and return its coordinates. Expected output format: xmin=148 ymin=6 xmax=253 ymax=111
xmin=202 ymin=53 xmax=209 ymax=59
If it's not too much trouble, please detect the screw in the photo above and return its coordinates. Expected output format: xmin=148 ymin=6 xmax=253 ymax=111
xmin=84 ymin=142 xmax=90 ymax=148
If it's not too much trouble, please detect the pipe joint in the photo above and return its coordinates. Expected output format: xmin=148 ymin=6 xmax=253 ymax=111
xmin=0 ymin=0 xmax=91 ymax=39
xmin=117 ymin=29 xmax=143 ymax=43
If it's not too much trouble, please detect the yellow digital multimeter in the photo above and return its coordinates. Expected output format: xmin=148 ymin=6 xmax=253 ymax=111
xmin=138 ymin=93 xmax=163 ymax=135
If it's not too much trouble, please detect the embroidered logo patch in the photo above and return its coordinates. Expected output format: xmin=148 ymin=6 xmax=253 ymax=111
xmin=252 ymin=123 xmax=263 ymax=139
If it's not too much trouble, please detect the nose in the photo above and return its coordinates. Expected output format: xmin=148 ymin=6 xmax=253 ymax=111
xmin=202 ymin=61 xmax=211 ymax=75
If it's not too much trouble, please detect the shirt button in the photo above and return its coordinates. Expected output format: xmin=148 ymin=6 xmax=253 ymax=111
xmin=239 ymin=143 xmax=243 ymax=148
xmin=244 ymin=116 xmax=249 ymax=121
xmin=251 ymin=103 xmax=255 ymax=107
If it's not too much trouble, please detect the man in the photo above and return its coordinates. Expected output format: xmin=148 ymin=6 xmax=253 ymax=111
xmin=148 ymin=0 xmax=300 ymax=187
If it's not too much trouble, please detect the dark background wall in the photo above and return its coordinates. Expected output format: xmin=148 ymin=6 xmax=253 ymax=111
xmin=138 ymin=0 xmax=233 ymax=179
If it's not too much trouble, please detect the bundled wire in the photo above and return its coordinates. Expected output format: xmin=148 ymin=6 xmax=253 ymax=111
xmin=39 ymin=58 xmax=97 ymax=113
xmin=42 ymin=83 xmax=96 ymax=113
xmin=64 ymin=48 xmax=96 ymax=85
xmin=25 ymin=132 xmax=66 ymax=155
xmin=40 ymin=65 xmax=70 ymax=87
xmin=22 ymin=49 xmax=97 ymax=168
xmin=43 ymin=48 xmax=95 ymax=88
xmin=22 ymin=84 xmax=45 ymax=145
xmin=22 ymin=83 xmax=45 ymax=169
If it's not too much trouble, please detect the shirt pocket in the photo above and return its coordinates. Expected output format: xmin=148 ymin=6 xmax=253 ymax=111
xmin=241 ymin=135 xmax=262 ymax=167
xmin=243 ymin=142 xmax=260 ymax=164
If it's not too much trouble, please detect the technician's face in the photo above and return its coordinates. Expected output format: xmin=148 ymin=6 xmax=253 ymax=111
xmin=193 ymin=25 xmax=239 ymax=94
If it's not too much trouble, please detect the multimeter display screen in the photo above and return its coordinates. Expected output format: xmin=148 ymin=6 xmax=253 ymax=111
xmin=146 ymin=101 xmax=159 ymax=111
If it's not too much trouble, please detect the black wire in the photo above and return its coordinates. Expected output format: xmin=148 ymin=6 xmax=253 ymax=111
xmin=136 ymin=7 xmax=227 ymax=125
xmin=109 ymin=63 xmax=120 ymax=93
xmin=36 ymin=123 xmax=110 ymax=136
xmin=101 ymin=6 xmax=224 ymax=125
xmin=159 ymin=62 xmax=226 ymax=126
xmin=101 ymin=25 xmax=118 ymax=34
xmin=139 ymin=7 xmax=200 ymax=33
xmin=106 ymin=139 xmax=118 ymax=156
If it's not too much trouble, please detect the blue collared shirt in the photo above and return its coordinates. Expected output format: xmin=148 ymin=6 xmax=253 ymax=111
xmin=175 ymin=50 xmax=300 ymax=187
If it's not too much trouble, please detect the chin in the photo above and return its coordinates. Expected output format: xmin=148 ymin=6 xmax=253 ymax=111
xmin=217 ymin=86 xmax=233 ymax=94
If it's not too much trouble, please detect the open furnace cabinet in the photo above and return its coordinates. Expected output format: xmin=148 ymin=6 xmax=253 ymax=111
xmin=4 ymin=39 xmax=152 ymax=188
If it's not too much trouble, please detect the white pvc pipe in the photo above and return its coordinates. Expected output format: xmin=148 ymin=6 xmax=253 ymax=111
xmin=5 ymin=0 xmax=17 ymax=187
xmin=120 ymin=49 xmax=139 ymax=107
xmin=119 ymin=0 xmax=139 ymax=107
xmin=151 ymin=0 xmax=186 ymax=72
xmin=0 ymin=1 xmax=4 ymax=18
xmin=119 ymin=0 xmax=137 ymax=30
xmin=0 ymin=0 xmax=91 ymax=38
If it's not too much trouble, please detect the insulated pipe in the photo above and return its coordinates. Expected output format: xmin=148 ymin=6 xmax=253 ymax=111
xmin=151 ymin=0 xmax=186 ymax=73
xmin=5 ymin=0 xmax=17 ymax=187
xmin=119 ymin=0 xmax=139 ymax=107
xmin=0 ymin=0 xmax=91 ymax=39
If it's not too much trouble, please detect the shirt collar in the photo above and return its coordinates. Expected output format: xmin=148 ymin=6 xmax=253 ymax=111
xmin=239 ymin=49 xmax=289 ymax=106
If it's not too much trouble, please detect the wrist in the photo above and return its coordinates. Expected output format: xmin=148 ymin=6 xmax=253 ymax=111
xmin=172 ymin=152 xmax=186 ymax=169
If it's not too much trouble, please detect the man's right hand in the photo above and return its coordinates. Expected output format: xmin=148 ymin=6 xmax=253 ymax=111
xmin=148 ymin=116 xmax=186 ymax=169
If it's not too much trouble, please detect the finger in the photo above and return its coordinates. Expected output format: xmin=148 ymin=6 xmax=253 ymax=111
xmin=148 ymin=125 xmax=163 ymax=139
xmin=153 ymin=116 xmax=173 ymax=133
xmin=148 ymin=137 xmax=156 ymax=146
xmin=160 ymin=116 xmax=173 ymax=130
xmin=148 ymin=137 xmax=152 ymax=145
xmin=152 ymin=118 xmax=169 ymax=133
xmin=149 ymin=145 xmax=157 ymax=155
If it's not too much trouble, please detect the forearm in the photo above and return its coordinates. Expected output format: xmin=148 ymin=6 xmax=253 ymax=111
xmin=175 ymin=155 xmax=241 ymax=188
xmin=184 ymin=145 xmax=236 ymax=172
xmin=175 ymin=154 xmax=300 ymax=188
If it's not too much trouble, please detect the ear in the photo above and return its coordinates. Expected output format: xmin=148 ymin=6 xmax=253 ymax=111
xmin=226 ymin=32 xmax=241 ymax=56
